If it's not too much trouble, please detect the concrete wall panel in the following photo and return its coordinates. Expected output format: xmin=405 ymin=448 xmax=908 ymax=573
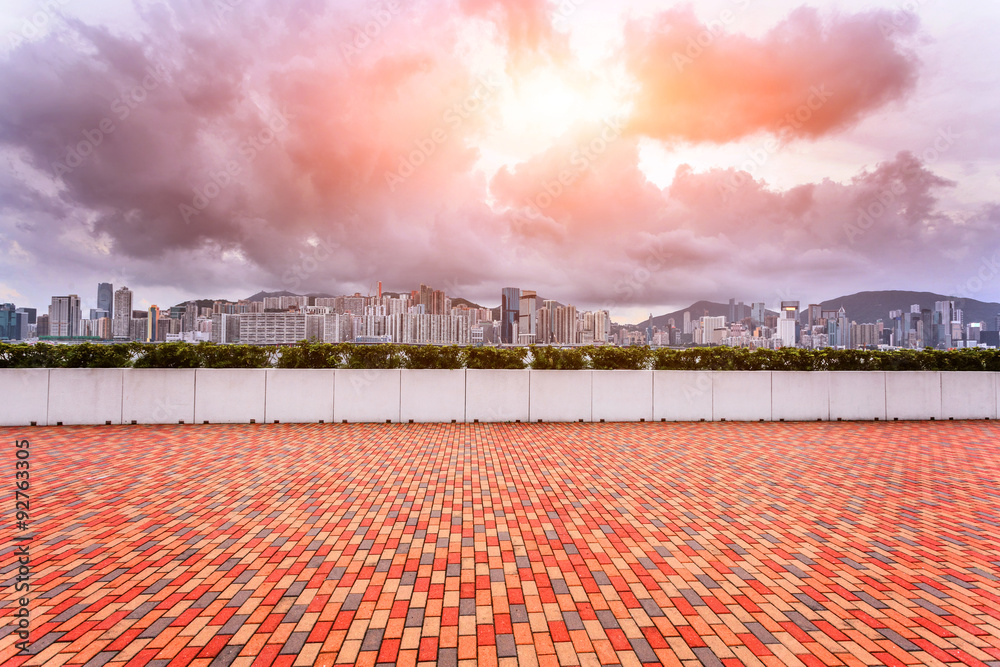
xmin=264 ymin=369 xmax=335 ymax=423
xmin=466 ymin=370 xmax=529 ymax=422
xmin=592 ymin=371 xmax=653 ymax=422
xmin=194 ymin=369 xmax=266 ymax=424
xmin=400 ymin=370 xmax=466 ymax=423
xmin=123 ymin=369 xmax=196 ymax=424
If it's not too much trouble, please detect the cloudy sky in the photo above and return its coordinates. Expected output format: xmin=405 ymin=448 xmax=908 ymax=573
xmin=1 ymin=0 xmax=999 ymax=322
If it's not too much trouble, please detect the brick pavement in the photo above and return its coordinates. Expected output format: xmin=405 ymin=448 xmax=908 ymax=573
xmin=1 ymin=422 xmax=998 ymax=666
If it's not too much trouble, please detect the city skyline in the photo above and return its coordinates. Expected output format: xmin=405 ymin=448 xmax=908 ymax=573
xmin=1 ymin=1 xmax=1000 ymax=321
xmin=6 ymin=278 xmax=1000 ymax=350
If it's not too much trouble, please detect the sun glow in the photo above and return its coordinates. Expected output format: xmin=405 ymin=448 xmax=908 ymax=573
xmin=477 ymin=66 xmax=629 ymax=175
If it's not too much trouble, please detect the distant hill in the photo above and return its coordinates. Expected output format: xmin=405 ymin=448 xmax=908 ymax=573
xmin=818 ymin=291 xmax=1000 ymax=325
xmin=635 ymin=301 xmax=777 ymax=330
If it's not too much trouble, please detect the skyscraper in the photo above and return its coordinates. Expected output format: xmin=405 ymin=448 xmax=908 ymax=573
xmin=49 ymin=295 xmax=82 ymax=337
xmin=500 ymin=287 xmax=520 ymax=344
xmin=113 ymin=286 xmax=133 ymax=340
xmin=147 ymin=305 xmax=161 ymax=342
xmin=97 ymin=282 xmax=113 ymax=320
xmin=728 ymin=298 xmax=736 ymax=324
xmin=519 ymin=290 xmax=537 ymax=339
xmin=0 ymin=304 xmax=23 ymax=340
xmin=934 ymin=300 xmax=954 ymax=349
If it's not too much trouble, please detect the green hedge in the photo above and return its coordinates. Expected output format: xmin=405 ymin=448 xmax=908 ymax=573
xmin=2 ymin=341 xmax=999 ymax=370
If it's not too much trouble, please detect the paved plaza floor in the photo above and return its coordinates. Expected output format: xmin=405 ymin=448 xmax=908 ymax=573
xmin=1 ymin=422 xmax=999 ymax=666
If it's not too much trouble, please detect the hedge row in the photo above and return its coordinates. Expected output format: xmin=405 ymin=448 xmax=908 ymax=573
xmin=2 ymin=341 xmax=1000 ymax=370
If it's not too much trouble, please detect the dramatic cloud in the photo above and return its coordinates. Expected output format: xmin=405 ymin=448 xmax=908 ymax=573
xmin=623 ymin=7 xmax=921 ymax=143
xmin=0 ymin=0 xmax=996 ymax=318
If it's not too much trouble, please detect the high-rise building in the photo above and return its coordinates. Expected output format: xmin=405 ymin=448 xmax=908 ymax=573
xmin=113 ymin=287 xmax=133 ymax=339
xmin=807 ymin=304 xmax=822 ymax=327
xmin=36 ymin=314 xmax=50 ymax=337
xmin=683 ymin=311 xmax=692 ymax=334
xmin=0 ymin=304 xmax=24 ymax=340
xmin=48 ymin=295 xmax=81 ymax=337
xmin=554 ymin=305 xmax=578 ymax=345
xmin=97 ymin=282 xmax=113 ymax=320
xmin=728 ymin=298 xmax=736 ymax=324
xmin=147 ymin=305 xmax=161 ymax=342
xmin=750 ymin=303 xmax=765 ymax=328
xmin=519 ymin=290 xmax=537 ymax=338
xmin=934 ymin=300 xmax=954 ymax=349
xmin=500 ymin=287 xmax=520 ymax=344
xmin=776 ymin=317 xmax=797 ymax=348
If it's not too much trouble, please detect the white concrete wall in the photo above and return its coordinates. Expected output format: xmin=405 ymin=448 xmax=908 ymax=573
xmin=334 ymin=369 xmax=400 ymax=423
xmin=713 ymin=372 xmax=772 ymax=421
xmin=653 ymin=371 xmax=713 ymax=422
xmin=941 ymin=372 xmax=996 ymax=420
xmin=48 ymin=368 xmax=124 ymax=425
xmin=193 ymin=369 xmax=266 ymax=424
xmin=123 ymin=369 xmax=196 ymax=424
xmin=772 ymin=372 xmax=831 ymax=422
xmin=466 ymin=370 xmax=529 ymax=422
xmin=6 ymin=369 xmax=1000 ymax=426
xmin=886 ymin=371 xmax=943 ymax=421
xmin=529 ymin=370 xmax=592 ymax=422
xmin=264 ymin=370 xmax=335 ymax=423
xmin=0 ymin=369 xmax=49 ymax=426
xmin=830 ymin=372 xmax=886 ymax=421
xmin=592 ymin=371 xmax=653 ymax=422
xmin=401 ymin=370 xmax=466 ymax=423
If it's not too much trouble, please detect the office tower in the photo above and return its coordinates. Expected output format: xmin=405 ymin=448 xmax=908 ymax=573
xmin=97 ymin=282 xmax=113 ymax=320
xmin=807 ymin=304 xmax=822 ymax=327
xmin=147 ymin=306 xmax=161 ymax=342
xmin=750 ymin=303 xmax=765 ymax=328
xmin=920 ymin=309 xmax=933 ymax=348
xmin=934 ymin=300 xmax=954 ymax=349
xmin=519 ymin=290 xmax=537 ymax=339
xmin=780 ymin=301 xmax=799 ymax=320
xmin=683 ymin=311 xmax=692 ymax=334
xmin=49 ymin=295 xmax=81 ymax=337
xmin=113 ymin=287 xmax=133 ymax=339
xmin=0 ymin=304 xmax=23 ymax=340
xmin=36 ymin=314 xmax=50 ymax=337
xmin=728 ymin=298 xmax=736 ymax=324
xmin=500 ymin=287 xmax=520 ymax=344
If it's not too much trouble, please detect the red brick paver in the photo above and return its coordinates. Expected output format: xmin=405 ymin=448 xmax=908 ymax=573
xmin=1 ymin=422 xmax=999 ymax=666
